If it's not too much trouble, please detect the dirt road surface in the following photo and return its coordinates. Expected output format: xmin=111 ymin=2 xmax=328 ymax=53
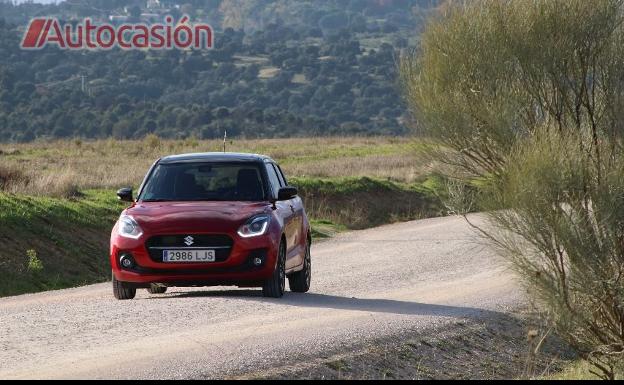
xmin=0 ymin=214 xmax=523 ymax=379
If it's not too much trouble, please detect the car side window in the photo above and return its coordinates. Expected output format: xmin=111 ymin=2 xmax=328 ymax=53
xmin=266 ymin=163 xmax=281 ymax=198
xmin=272 ymin=163 xmax=286 ymax=187
xmin=275 ymin=164 xmax=289 ymax=186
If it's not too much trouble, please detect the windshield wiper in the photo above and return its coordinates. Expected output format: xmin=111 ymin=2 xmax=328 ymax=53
xmin=141 ymin=199 xmax=176 ymax=202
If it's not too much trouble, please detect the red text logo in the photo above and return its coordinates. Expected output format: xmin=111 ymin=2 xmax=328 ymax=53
xmin=21 ymin=16 xmax=213 ymax=50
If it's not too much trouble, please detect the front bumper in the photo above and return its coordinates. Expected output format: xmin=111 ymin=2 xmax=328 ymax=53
xmin=111 ymin=232 xmax=279 ymax=286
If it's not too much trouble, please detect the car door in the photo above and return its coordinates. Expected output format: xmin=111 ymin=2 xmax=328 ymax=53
xmin=265 ymin=163 xmax=298 ymax=269
xmin=274 ymin=163 xmax=305 ymax=267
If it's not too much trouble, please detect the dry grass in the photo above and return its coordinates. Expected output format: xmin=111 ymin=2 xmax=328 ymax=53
xmin=543 ymin=360 xmax=601 ymax=380
xmin=0 ymin=161 xmax=81 ymax=198
xmin=0 ymin=136 xmax=432 ymax=197
xmin=0 ymin=165 xmax=28 ymax=190
xmin=284 ymin=154 xmax=432 ymax=182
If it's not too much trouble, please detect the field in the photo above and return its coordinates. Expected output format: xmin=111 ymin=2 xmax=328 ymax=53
xmin=0 ymin=137 xmax=446 ymax=296
xmin=0 ymin=136 xmax=433 ymax=195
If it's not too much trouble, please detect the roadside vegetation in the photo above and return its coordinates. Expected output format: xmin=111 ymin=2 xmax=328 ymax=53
xmin=0 ymin=191 xmax=124 ymax=296
xmin=255 ymin=311 xmax=576 ymax=380
xmin=401 ymin=0 xmax=624 ymax=379
xmin=0 ymin=137 xmax=445 ymax=297
xmin=544 ymin=361 xmax=602 ymax=381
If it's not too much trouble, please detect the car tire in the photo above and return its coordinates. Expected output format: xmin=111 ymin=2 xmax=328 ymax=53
xmin=147 ymin=284 xmax=167 ymax=294
xmin=288 ymin=238 xmax=311 ymax=293
xmin=263 ymin=241 xmax=286 ymax=298
xmin=113 ymin=273 xmax=136 ymax=300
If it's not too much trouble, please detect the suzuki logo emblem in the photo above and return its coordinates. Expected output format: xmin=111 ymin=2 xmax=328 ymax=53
xmin=184 ymin=236 xmax=194 ymax=246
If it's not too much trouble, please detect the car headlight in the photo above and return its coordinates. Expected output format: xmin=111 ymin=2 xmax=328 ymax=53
xmin=237 ymin=214 xmax=270 ymax=238
xmin=118 ymin=215 xmax=143 ymax=239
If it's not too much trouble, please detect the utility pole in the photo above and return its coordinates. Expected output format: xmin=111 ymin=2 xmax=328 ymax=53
xmin=223 ymin=129 xmax=227 ymax=153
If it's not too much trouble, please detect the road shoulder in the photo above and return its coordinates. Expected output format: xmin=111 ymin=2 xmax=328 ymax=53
xmin=240 ymin=308 xmax=576 ymax=380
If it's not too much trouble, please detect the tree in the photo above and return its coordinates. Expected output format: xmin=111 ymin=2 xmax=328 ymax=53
xmin=401 ymin=0 xmax=624 ymax=379
xmin=318 ymin=12 xmax=349 ymax=31
xmin=0 ymin=0 xmax=436 ymax=140
xmin=127 ymin=5 xmax=141 ymax=20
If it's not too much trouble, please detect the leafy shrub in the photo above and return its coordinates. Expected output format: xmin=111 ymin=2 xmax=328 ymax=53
xmin=26 ymin=249 xmax=43 ymax=273
xmin=486 ymin=132 xmax=624 ymax=379
xmin=401 ymin=0 xmax=624 ymax=378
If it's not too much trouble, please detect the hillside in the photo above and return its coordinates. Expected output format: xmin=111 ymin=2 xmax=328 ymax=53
xmin=0 ymin=0 xmax=441 ymax=142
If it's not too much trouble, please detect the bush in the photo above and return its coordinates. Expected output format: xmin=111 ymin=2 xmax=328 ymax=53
xmin=26 ymin=249 xmax=43 ymax=273
xmin=486 ymin=132 xmax=624 ymax=379
xmin=401 ymin=0 xmax=624 ymax=378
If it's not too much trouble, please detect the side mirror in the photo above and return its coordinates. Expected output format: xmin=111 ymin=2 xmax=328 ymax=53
xmin=117 ymin=187 xmax=134 ymax=202
xmin=277 ymin=186 xmax=298 ymax=201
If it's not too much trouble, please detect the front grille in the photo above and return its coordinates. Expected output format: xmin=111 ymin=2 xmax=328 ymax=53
xmin=145 ymin=234 xmax=233 ymax=263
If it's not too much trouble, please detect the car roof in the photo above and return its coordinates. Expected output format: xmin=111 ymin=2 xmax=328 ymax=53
xmin=158 ymin=152 xmax=275 ymax=164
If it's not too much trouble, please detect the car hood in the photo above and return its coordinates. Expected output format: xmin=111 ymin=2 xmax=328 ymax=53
xmin=125 ymin=201 xmax=271 ymax=234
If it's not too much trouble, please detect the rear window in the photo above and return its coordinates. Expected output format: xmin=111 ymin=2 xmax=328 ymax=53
xmin=139 ymin=162 xmax=267 ymax=202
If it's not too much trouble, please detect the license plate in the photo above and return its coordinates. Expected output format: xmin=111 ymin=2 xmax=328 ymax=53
xmin=163 ymin=250 xmax=216 ymax=263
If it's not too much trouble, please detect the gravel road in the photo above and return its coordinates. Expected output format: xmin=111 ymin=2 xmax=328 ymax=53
xmin=0 ymin=214 xmax=523 ymax=379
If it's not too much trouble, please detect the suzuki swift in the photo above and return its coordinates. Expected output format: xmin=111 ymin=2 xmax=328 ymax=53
xmin=110 ymin=153 xmax=312 ymax=300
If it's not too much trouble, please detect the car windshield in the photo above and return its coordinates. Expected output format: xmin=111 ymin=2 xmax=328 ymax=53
xmin=138 ymin=162 xmax=267 ymax=202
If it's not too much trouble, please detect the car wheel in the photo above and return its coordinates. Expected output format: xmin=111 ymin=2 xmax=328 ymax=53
xmin=263 ymin=240 xmax=286 ymax=298
xmin=288 ymin=238 xmax=311 ymax=293
xmin=112 ymin=273 xmax=136 ymax=300
xmin=147 ymin=284 xmax=167 ymax=294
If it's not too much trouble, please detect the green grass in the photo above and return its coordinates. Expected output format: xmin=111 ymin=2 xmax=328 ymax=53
xmin=0 ymin=191 xmax=125 ymax=296
xmin=0 ymin=175 xmax=444 ymax=297
xmin=0 ymin=137 xmax=446 ymax=296
xmin=543 ymin=360 xmax=601 ymax=380
xmin=0 ymin=190 xmax=122 ymax=226
xmin=310 ymin=219 xmax=347 ymax=239
xmin=543 ymin=359 xmax=624 ymax=380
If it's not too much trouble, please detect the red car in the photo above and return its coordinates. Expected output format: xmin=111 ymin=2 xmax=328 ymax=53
xmin=110 ymin=153 xmax=312 ymax=300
